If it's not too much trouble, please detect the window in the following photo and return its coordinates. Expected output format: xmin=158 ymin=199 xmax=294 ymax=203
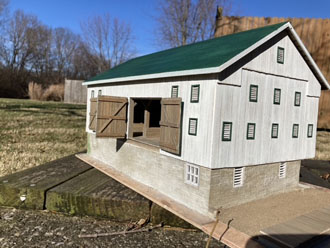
xmin=233 ymin=167 xmax=244 ymax=187
xmin=277 ymin=47 xmax=284 ymax=64
xmin=98 ymin=89 xmax=102 ymax=96
xmin=185 ymin=164 xmax=199 ymax=186
xmin=273 ymin=88 xmax=281 ymax=105
xmin=279 ymin=163 xmax=287 ymax=179
xmin=307 ymin=124 xmax=313 ymax=138
xmin=271 ymin=123 xmax=279 ymax=138
xmin=171 ymin=85 xmax=179 ymax=98
xmin=188 ymin=118 xmax=198 ymax=136
xmin=249 ymin=85 xmax=258 ymax=102
xmin=292 ymin=124 xmax=299 ymax=138
xmin=246 ymin=123 xmax=256 ymax=140
xmin=190 ymin=85 xmax=200 ymax=103
xmin=294 ymin=92 xmax=301 ymax=106
xmin=222 ymin=122 xmax=232 ymax=141
xmin=91 ymin=90 xmax=95 ymax=98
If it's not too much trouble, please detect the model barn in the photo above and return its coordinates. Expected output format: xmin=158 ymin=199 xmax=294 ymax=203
xmin=81 ymin=22 xmax=329 ymax=218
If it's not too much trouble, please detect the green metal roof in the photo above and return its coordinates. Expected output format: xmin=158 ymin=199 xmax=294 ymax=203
xmin=87 ymin=22 xmax=287 ymax=82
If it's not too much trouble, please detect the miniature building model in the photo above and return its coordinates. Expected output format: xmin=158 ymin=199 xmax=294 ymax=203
xmin=82 ymin=22 xmax=329 ymax=218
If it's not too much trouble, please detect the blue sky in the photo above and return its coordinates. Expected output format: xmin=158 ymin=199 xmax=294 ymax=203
xmin=9 ymin=0 xmax=330 ymax=55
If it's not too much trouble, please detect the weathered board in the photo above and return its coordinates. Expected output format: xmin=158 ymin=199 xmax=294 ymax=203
xmin=46 ymin=168 xmax=150 ymax=221
xmin=0 ymin=155 xmax=91 ymax=210
xmin=160 ymin=98 xmax=182 ymax=155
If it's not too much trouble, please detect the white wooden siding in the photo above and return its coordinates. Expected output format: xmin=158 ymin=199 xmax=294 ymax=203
xmin=212 ymin=68 xmax=318 ymax=168
xmin=86 ymin=76 xmax=217 ymax=168
xmin=219 ymin=35 xmax=320 ymax=97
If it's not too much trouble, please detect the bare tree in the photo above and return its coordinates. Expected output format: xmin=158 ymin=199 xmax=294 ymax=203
xmin=80 ymin=13 xmax=135 ymax=73
xmin=154 ymin=0 xmax=232 ymax=48
xmin=0 ymin=10 xmax=42 ymax=95
xmin=52 ymin=27 xmax=79 ymax=82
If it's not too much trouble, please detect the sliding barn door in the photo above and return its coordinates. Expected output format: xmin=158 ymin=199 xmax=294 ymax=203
xmin=159 ymin=98 xmax=182 ymax=155
xmin=96 ymin=95 xmax=128 ymax=138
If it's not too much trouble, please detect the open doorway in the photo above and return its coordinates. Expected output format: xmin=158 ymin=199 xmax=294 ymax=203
xmin=129 ymin=98 xmax=161 ymax=147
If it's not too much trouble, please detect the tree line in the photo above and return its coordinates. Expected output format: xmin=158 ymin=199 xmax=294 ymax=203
xmin=0 ymin=0 xmax=232 ymax=98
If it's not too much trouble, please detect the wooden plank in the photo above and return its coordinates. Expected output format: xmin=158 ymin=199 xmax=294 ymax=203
xmin=159 ymin=98 xmax=182 ymax=155
xmin=261 ymin=206 xmax=330 ymax=247
xmin=96 ymin=96 xmax=128 ymax=138
xmin=0 ymin=155 xmax=91 ymax=210
xmin=76 ymin=153 xmax=262 ymax=248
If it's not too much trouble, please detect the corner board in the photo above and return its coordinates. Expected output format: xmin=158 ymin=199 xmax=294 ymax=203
xmin=76 ymin=153 xmax=262 ymax=248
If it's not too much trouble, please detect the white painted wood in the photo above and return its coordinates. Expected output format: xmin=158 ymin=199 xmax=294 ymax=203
xmin=212 ymin=68 xmax=318 ymax=168
xmin=86 ymin=75 xmax=217 ymax=168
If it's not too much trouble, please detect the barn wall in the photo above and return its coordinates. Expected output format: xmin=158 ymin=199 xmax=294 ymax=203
xmin=208 ymin=161 xmax=300 ymax=210
xmin=64 ymin=79 xmax=87 ymax=104
xmin=215 ymin=16 xmax=330 ymax=84
xmin=87 ymin=133 xmax=213 ymax=217
xmin=86 ymin=75 xmax=217 ymax=168
xmin=212 ymin=33 xmax=319 ymax=168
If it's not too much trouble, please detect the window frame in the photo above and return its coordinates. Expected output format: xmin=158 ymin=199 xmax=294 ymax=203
xmin=171 ymin=85 xmax=179 ymax=98
xmin=91 ymin=90 xmax=95 ymax=98
xmin=185 ymin=163 xmax=199 ymax=186
xmin=294 ymin=91 xmax=301 ymax=106
xmin=307 ymin=124 xmax=313 ymax=138
xmin=249 ymin=84 xmax=258 ymax=103
xmin=271 ymin=123 xmax=279 ymax=139
xmin=188 ymin=118 xmax=198 ymax=136
xmin=222 ymin=121 xmax=233 ymax=142
xmin=190 ymin=84 xmax=200 ymax=103
xmin=277 ymin=46 xmax=285 ymax=64
xmin=246 ymin=123 xmax=256 ymax=140
xmin=273 ymin=88 xmax=281 ymax=105
xmin=292 ymin=124 xmax=299 ymax=138
xmin=98 ymin=89 xmax=102 ymax=96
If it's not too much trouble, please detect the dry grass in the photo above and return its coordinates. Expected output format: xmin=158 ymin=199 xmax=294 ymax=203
xmin=315 ymin=131 xmax=330 ymax=161
xmin=28 ymin=82 xmax=64 ymax=101
xmin=0 ymin=98 xmax=86 ymax=177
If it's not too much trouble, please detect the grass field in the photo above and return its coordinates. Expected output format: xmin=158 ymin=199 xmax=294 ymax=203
xmin=315 ymin=131 xmax=330 ymax=161
xmin=0 ymin=98 xmax=86 ymax=177
xmin=0 ymin=98 xmax=329 ymax=177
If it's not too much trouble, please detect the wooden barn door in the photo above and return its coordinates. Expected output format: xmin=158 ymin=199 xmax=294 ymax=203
xmin=89 ymin=98 xmax=97 ymax=131
xmin=159 ymin=98 xmax=182 ymax=155
xmin=96 ymin=96 xmax=128 ymax=138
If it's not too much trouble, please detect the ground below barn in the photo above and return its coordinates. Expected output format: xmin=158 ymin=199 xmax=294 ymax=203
xmin=0 ymin=207 xmax=224 ymax=248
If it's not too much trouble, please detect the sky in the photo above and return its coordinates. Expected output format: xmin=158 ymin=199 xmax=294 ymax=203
xmin=9 ymin=0 xmax=330 ymax=56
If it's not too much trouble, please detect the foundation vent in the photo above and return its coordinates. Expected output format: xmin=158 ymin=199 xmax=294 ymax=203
xmin=185 ymin=164 xmax=199 ymax=186
xmin=279 ymin=163 xmax=287 ymax=179
xmin=233 ymin=167 xmax=244 ymax=187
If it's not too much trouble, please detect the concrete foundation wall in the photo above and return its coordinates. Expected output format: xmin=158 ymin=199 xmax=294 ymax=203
xmin=208 ymin=161 xmax=301 ymax=212
xmin=87 ymin=133 xmax=213 ymax=217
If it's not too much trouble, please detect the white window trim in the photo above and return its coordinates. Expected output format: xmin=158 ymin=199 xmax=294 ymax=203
xmin=185 ymin=163 xmax=199 ymax=186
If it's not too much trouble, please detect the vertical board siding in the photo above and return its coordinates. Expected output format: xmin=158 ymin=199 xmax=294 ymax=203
xmin=86 ymin=75 xmax=217 ymax=168
xmin=213 ymin=68 xmax=315 ymax=168
xmin=218 ymin=35 xmax=321 ymax=97
xmin=215 ymin=17 xmax=330 ymax=84
xmin=64 ymin=79 xmax=87 ymax=104
xmin=212 ymin=31 xmax=319 ymax=168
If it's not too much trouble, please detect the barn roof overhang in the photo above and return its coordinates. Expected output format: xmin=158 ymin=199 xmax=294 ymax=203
xmin=83 ymin=23 xmax=329 ymax=90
